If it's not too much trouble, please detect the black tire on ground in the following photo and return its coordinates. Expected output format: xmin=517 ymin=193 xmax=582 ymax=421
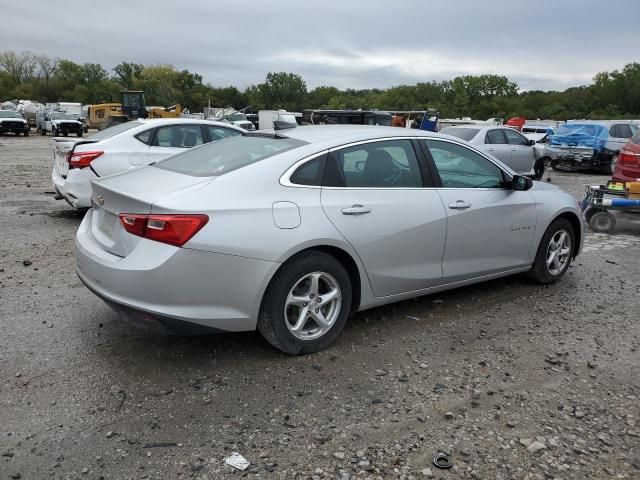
xmin=63 ymin=132 xmax=68 ymax=137
xmin=24 ymin=130 xmax=29 ymax=136
xmin=528 ymin=218 xmax=575 ymax=284
xmin=258 ymin=251 xmax=352 ymax=355
xmin=599 ymin=155 xmax=617 ymax=176
xmin=77 ymin=132 xmax=83 ymax=137
xmin=589 ymin=211 xmax=616 ymax=233
xmin=533 ymin=158 xmax=546 ymax=180
xmin=52 ymin=127 xmax=57 ymax=136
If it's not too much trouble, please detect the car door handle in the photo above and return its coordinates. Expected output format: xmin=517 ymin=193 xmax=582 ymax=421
xmin=341 ymin=204 xmax=371 ymax=215
xmin=487 ymin=147 xmax=495 ymax=151
xmin=448 ymin=200 xmax=472 ymax=210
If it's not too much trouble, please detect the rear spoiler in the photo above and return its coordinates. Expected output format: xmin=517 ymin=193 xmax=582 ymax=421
xmin=55 ymin=138 xmax=101 ymax=176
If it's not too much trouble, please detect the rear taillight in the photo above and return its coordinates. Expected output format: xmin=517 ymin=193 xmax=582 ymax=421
xmin=619 ymin=148 xmax=640 ymax=165
xmin=68 ymin=150 xmax=103 ymax=168
xmin=118 ymin=214 xmax=209 ymax=247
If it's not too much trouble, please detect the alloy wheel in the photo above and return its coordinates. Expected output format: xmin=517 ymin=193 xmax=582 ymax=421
xmin=546 ymin=229 xmax=571 ymax=276
xmin=284 ymin=271 xmax=342 ymax=341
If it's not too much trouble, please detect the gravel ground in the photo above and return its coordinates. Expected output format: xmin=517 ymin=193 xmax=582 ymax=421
xmin=1 ymin=133 xmax=639 ymax=480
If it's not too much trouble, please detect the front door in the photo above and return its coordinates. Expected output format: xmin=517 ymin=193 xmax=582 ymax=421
xmin=422 ymin=139 xmax=537 ymax=281
xmin=503 ymin=128 xmax=536 ymax=173
xmin=320 ymin=139 xmax=447 ymax=297
xmin=484 ymin=129 xmax=512 ymax=165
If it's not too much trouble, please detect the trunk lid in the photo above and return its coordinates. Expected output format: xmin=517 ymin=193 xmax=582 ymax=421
xmin=88 ymin=166 xmax=214 ymax=257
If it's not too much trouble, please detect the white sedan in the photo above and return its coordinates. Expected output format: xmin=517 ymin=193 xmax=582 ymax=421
xmin=52 ymin=118 xmax=245 ymax=209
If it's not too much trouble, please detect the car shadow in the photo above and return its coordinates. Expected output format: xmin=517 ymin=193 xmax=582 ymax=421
xmin=44 ymin=208 xmax=88 ymax=220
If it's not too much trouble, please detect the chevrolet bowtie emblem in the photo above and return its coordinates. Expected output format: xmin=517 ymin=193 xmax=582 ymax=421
xmin=96 ymin=195 xmax=104 ymax=206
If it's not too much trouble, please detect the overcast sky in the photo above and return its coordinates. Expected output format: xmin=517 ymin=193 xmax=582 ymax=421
xmin=3 ymin=0 xmax=639 ymax=92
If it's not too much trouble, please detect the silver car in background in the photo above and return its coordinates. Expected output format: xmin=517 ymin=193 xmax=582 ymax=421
xmin=75 ymin=126 xmax=583 ymax=355
xmin=441 ymin=125 xmax=545 ymax=179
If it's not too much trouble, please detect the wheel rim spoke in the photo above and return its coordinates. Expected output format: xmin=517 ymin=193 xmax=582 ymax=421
xmin=284 ymin=271 xmax=342 ymax=341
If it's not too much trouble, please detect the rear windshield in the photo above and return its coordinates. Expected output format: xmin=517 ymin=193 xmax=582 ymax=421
xmin=87 ymin=121 xmax=143 ymax=141
xmin=154 ymin=134 xmax=307 ymax=177
xmin=440 ymin=127 xmax=480 ymax=141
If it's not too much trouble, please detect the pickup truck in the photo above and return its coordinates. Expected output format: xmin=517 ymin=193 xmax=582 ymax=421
xmin=0 ymin=110 xmax=30 ymax=136
xmin=36 ymin=111 xmax=84 ymax=137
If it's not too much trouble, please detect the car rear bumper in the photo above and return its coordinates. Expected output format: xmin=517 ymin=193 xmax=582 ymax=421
xmin=75 ymin=210 xmax=279 ymax=334
xmin=51 ymin=166 xmax=94 ymax=209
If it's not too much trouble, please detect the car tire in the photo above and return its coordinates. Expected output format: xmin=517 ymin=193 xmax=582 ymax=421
xmin=533 ymin=158 xmax=546 ymax=180
xmin=24 ymin=130 xmax=29 ymax=136
xmin=52 ymin=127 xmax=57 ymax=136
xmin=63 ymin=132 xmax=68 ymax=137
xmin=589 ymin=211 xmax=616 ymax=233
xmin=258 ymin=251 xmax=352 ymax=355
xmin=77 ymin=132 xmax=83 ymax=137
xmin=600 ymin=155 xmax=617 ymax=175
xmin=528 ymin=218 xmax=574 ymax=284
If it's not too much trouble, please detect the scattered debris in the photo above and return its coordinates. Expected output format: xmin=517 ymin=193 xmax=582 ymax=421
xmin=432 ymin=452 xmax=452 ymax=469
xmin=224 ymin=452 xmax=250 ymax=471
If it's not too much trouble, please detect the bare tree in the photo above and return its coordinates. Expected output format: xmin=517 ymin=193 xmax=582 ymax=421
xmin=0 ymin=51 xmax=38 ymax=86
xmin=36 ymin=54 xmax=59 ymax=84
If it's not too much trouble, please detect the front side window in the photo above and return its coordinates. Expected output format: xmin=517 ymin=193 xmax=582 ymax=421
xmin=424 ymin=140 xmax=505 ymax=189
xmin=324 ymin=140 xmax=423 ymax=188
xmin=611 ymin=124 xmax=633 ymax=139
xmin=503 ymin=129 xmax=528 ymax=146
xmin=154 ymin=125 xmax=204 ymax=148
xmin=485 ymin=129 xmax=507 ymax=144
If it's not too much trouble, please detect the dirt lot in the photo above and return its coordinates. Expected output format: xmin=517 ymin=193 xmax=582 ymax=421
xmin=1 ymin=132 xmax=639 ymax=480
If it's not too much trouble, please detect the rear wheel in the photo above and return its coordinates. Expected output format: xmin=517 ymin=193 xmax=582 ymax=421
xmin=23 ymin=130 xmax=29 ymax=136
xmin=589 ymin=211 xmax=616 ymax=233
xmin=528 ymin=218 xmax=574 ymax=284
xmin=258 ymin=251 xmax=352 ymax=355
xmin=52 ymin=127 xmax=57 ymax=136
xmin=599 ymin=155 xmax=617 ymax=175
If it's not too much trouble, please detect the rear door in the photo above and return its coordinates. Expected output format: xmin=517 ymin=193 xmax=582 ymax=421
xmin=503 ymin=128 xmax=536 ymax=173
xmin=320 ymin=138 xmax=447 ymax=297
xmin=483 ymin=129 xmax=512 ymax=165
xmin=421 ymin=139 xmax=537 ymax=281
xmin=146 ymin=124 xmax=206 ymax=164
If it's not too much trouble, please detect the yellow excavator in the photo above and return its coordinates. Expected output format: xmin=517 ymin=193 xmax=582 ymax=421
xmin=88 ymin=91 xmax=182 ymax=130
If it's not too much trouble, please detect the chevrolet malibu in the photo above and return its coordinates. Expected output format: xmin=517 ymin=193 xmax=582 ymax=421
xmin=76 ymin=126 xmax=583 ymax=355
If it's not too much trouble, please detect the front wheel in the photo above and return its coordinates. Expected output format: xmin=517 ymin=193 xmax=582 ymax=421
xmin=533 ymin=158 xmax=546 ymax=180
xmin=528 ymin=218 xmax=574 ymax=284
xmin=77 ymin=132 xmax=83 ymax=137
xmin=258 ymin=251 xmax=352 ymax=355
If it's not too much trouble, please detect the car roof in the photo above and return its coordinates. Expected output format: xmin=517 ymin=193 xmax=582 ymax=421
xmin=274 ymin=125 xmax=440 ymax=144
xmin=566 ymin=120 xmax=635 ymax=127
xmin=137 ymin=118 xmax=246 ymax=131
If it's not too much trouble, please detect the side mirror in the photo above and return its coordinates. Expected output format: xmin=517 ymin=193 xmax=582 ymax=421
xmin=528 ymin=139 xmax=536 ymax=146
xmin=512 ymin=175 xmax=533 ymax=191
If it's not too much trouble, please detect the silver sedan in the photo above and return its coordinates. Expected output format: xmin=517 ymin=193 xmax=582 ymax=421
xmin=75 ymin=126 xmax=583 ymax=354
xmin=440 ymin=125 xmax=545 ymax=180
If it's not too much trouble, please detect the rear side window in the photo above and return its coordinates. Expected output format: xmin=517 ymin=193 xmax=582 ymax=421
xmin=155 ymin=134 xmax=306 ymax=177
xmin=324 ymin=139 xmax=422 ymax=188
xmin=154 ymin=125 xmax=204 ymax=148
xmin=135 ymin=128 xmax=154 ymax=145
xmin=290 ymin=154 xmax=327 ymax=186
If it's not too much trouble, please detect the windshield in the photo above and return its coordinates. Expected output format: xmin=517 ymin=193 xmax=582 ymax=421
xmin=51 ymin=112 xmax=74 ymax=120
xmin=155 ymin=134 xmax=307 ymax=177
xmin=0 ymin=111 xmax=22 ymax=119
xmin=87 ymin=121 xmax=143 ymax=141
xmin=440 ymin=127 xmax=480 ymax=141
